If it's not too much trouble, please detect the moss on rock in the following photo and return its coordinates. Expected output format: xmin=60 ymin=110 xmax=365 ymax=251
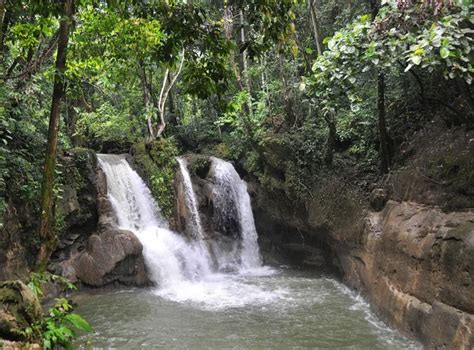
xmin=187 ymin=155 xmax=211 ymax=179
xmin=131 ymin=139 xmax=179 ymax=219
xmin=0 ymin=281 xmax=42 ymax=342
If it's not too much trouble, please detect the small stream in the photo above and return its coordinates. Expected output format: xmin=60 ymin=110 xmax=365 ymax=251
xmin=73 ymin=269 xmax=419 ymax=349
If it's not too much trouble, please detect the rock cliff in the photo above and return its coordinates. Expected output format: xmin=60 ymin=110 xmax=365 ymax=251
xmin=251 ymin=124 xmax=474 ymax=348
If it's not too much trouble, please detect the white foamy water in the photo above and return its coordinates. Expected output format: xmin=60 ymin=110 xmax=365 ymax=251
xmin=211 ymin=157 xmax=262 ymax=269
xmin=97 ymin=154 xmax=274 ymax=309
xmin=177 ymin=157 xmax=206 ymax=240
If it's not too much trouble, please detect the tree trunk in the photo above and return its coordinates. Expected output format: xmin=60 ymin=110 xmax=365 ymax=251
xmin=0 ymin=1 xmax=10 ymax=63
xmin=138 ymin=63 xmax=155 ymax=138
xmin=278 ymin=54 xmax=296 ymax=126
xmin=0 ymin=0 xmax=5 ymax=47
xmin=156 ymin=50 xmax=185 ymax=138
xmin=223 ymin=2 xmax=242 ymax=88
xmin=324 ymin=111 xmax=336 ymax=166
xmin=308 ymin=0 xmax=322 ymax=56
xmin=167 ymin=74 xmax=177 ymax=128
xmin=377 ymin=73 xmax=391 ymax=174
xmin=239 ymin=9 xmax=252 ymax=98
xmin=37 ymin=0 xmax=74 ymax=271
xmin=369 ymin=0 xmax=391 ymax=174
xmin=370 ymin=0 xmax=380 ymax=18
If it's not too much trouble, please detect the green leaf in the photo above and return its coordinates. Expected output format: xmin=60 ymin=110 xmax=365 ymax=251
xmin=440 ymin=47 xmax=450 ymax=59
xmin=65 ymin=314 xmax=93 ymax=332
xmin=411 ymin=55 xmax=422 ymax=65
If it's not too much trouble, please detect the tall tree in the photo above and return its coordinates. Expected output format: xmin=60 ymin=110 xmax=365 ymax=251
xmin=370 ymin=0 xmax=391 ymax=174
xmin=37 ymin=0 xmax=74 ymax=271
xmin=308 ymin=0 xmax=322 ymax=56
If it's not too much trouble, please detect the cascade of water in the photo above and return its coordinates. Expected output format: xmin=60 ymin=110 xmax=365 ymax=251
xmin=97 ymin=153 xmax=268 ymax=308
xmin=176 ymin=157 xmax=205 ymax=240
xmin=211 ymin=157 xmax=262 ymax=270
xmin=97 ymin=154 xmax=211 ymax=288
xmin=97 ymin=154 xmax=164 ymax=230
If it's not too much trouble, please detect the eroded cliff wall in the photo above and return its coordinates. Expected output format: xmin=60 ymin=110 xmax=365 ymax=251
xmin=252 ymin=124 xmax=474 ymax=348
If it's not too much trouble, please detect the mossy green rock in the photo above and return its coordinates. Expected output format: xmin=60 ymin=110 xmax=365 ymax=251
xmin=0 ymin=280 xmax=42 ymax=342
xmin=130 ymin=139 xmax=179 ymax=219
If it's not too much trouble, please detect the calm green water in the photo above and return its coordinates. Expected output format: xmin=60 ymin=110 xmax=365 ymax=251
xmin=73 ymin=269 xmax=419 ymax=349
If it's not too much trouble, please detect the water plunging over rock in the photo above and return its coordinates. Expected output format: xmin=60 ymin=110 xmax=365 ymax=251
xmin=174 ymin=155 xmax=263 ymax=272
xmin=96 ymin=153 xmax=276 ymax=308
xmin=210 ymin=157 xmax=262 ymax=270
xmin=68 ymin=153 xmax=420 ymax=349
xmin=176 ymin=157 xmax=206 ymax=240
xmin=97 ymin=154 xmax=211 ymax=287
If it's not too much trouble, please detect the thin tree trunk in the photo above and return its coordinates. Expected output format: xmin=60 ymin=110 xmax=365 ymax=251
xmin=377 ymin=73 xmax=390 ymax=174
xmin=308 ymin=0 xmax=322 ymax=56
xmin=0 ymin=1 xmax=9 ymax=65
xmin=278 ymin=54 xmax=296 ymax=126
xmin=295 ymin=27 xmax=311 ymax=74
xmin=0 ymin=0 xmax=5 ymax=48
xmin=138 ymin=63 xmax=155 ymax=138
xmin=223 ymin=2 xmax=243 ymax=90
xmin=239 ymin=9 xmax=252 ymax=96
xmin=156 ymin=49 xmax=185 ymax=138
xmin=167 ymin=74 xmax=177 ymax=128
xmin=369 ymin=0 xmax=390 ymax=174
xmin=324 ymin=111 xmax=336 ymax=166
xmin=37 ymin=0 xmax=74 ymax=271
xmin=239 ymin=9 xmax=254 ymax=121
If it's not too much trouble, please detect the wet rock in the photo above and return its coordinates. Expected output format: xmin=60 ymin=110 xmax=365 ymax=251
xmin=341 ymin=201 xmax=474 ymax=348
xmin=252 ymin=175 xmax=474 ymax=348
xmin=67 ymin=229 xmax=147 ymax=287
xmin=52 ymin=149 xmax=99 ymax=263
xmin=0 ymin=281 xmax=42 ymax=342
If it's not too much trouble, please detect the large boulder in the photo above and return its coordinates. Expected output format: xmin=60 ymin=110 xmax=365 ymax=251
xmin=0 ymin=281 xmax=41 ymax=342
xmin=64 ymin=229 xmax=147 ymax=287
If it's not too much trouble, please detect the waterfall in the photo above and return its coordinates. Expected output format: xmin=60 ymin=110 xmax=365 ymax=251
xmin=97 ymin=154 xmax=211 ymax=288
xmin=211 ymin=157 xmax=262 ymax=270
xmin=97 ymin=153 xmax=268 ymax=308
xmin=177 ymin=157 xmax=205 ymax=240
xmin=97 ymin=154 xmax=164 ymax=230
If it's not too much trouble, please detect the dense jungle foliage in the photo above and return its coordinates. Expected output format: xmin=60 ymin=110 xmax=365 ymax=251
xmin=1 ymin=0 xmax=472 ymax=243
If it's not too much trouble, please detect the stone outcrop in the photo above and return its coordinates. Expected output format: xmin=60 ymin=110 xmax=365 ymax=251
xmin=0 ymin=148 xmax=149 ymax=287
xmin=0 ymin=203 xmax=30 ymax=281
xmin=254 ymin=184 xmax=474 ymax=348
xmin=52 ymin=150 xmax=148 ymax=287
xmin=0 ymin=281 xmax=42 ymax=342
xmin=341 ymin=201 xmax=474 ymax=348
